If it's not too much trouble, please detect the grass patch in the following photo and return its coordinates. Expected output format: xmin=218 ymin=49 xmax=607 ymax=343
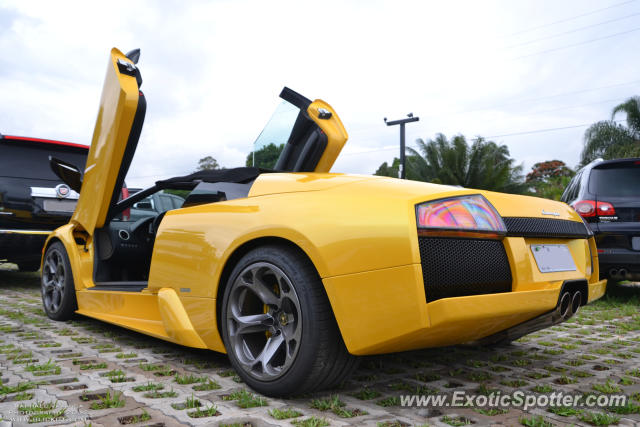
xmin=138 ymin=362 xmax=164 ymax=371
xmin=606 ymin=401 xmax=640 ymax=414
xmin=223 ymin=389 xmax=268 ymax=408
xmin=269 ymin=408 xmax=303 ymax=419
xmin=12 ymin=391 xmax=35 ymax=401
xmin=442 ymin=415 xmax=472 ymax=426
xmin=115 ymin=352 xmax=137 ymax=359
xmin=532 ymin=384 xmax=553 ymax=393
xmin=474 ymin=408 xmax=508 ymax=416
xmin=351 ymin=387 xmax=381 ymax=400
xmin=89 ymin=390 xmax=125 ymax=410
xmin=0 ymin=381 xmax=35 ymax=394
xmin=24 ymin=359 xmax=61 ymax=376
xmin=143 ymin=388 xmax=177 ymax=398
xmin=548 ymin=406 xmax=581 ymax=416
xmin=376 ymin=396 xmax=400 ymax=407
xmin=171 ymin=394 xmax=201 ymax=410
xmin=187 ymin=404 xmax=220 ymax=418
xmin=118 ymin=409 xmax=151 ymax=424
xmin=132 ymin=382 xmax=164 ymax=392
xmin=291 ymin=416 xmax=330 ymax=427
xmin=192 ymin=378 xmax=221 ymax=391
xmin=174 ymin=373 xmax=207 ymax=385
xmin=501 ymin=379 xmax=527 ymax=387
xmin=519 ymin=415 xmax=553 ymax=427
xmin=554 ymin=375 xmax=577 ymax=385
xmin=79 ymin=362 xmax=107 ymax=370
xmin=578 ymin=411 xmax=620 ymax=426
xmin=592 ymin=380 xmax=621 ymax=394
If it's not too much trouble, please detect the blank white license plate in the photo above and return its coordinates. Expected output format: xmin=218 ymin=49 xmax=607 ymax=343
xmin=531 ymin=244 xmax=576 ymax=273
xmin=43 ymin=199 xmax=77 ymax=213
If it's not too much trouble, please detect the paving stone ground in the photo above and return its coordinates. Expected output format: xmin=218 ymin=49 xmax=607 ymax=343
xmin=0 ymin=265 xmax=639 ymax=427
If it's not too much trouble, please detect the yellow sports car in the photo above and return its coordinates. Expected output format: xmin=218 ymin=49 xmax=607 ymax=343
xmin=41 ymin=48 xmax=606 ymax=397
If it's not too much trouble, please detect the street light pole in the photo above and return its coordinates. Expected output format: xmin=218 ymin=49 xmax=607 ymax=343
xmin=384 ymin=113 xmax=419 ymax=179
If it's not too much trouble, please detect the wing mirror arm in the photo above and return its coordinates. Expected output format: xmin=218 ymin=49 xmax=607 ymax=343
xmin=49 ymin=156 xmax=83 ymax=193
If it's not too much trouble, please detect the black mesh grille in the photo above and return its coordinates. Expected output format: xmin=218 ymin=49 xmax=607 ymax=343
xmin=504 ymin=217 xmax=589 ymax=239
xmin=418 ymin=237 xmax=512 ymax=302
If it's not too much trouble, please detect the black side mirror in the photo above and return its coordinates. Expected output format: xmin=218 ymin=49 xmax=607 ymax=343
xmin=134 ymin=201 xmax=153 ymax=210
xmin=125 ymin=48 xmax=141 ymax=64
xmin=49 ymin=156 xmax=83 ymax=193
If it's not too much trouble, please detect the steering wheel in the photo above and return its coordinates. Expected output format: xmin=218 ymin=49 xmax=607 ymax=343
xmin=130 ymin=216 xmax=155 ymax=240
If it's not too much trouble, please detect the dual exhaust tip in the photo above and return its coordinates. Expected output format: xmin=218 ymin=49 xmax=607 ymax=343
xmin=558 ymin=290 xmax=582 ymax=321
xmin=609 ymin=268 xmax=631 ymax=280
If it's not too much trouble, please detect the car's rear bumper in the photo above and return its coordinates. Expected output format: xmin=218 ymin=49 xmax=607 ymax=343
xmin=0 ymin=229 xmax=49 ymax=263
xmin=325 ymin=265 xmax=606 ymax=355
xmin=323 ymin=235 xmax=605 ymax=355
xmin=591 ymin=221 xmax=640 ymax=278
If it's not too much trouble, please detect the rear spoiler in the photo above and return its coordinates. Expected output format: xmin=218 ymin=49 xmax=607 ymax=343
xmin=0 ymin=134 xmax=89 ymax=150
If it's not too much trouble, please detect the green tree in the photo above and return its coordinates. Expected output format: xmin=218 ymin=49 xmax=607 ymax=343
xmin=525 ymin=160 xmax=575 ymax=201
xmin=386 ymin=134 xmax=525 ymax=193
xmin=197 ymin=156 xmax=221 ymax=171
xmin=581 ymin=96 xmax=640 ymax=165
xmin=374 ymin=156 xmax=424 ymax=181
xmin=246 ymin=143 xmax=284 ymax=169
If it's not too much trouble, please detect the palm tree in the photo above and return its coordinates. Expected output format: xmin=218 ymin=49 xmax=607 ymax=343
xmin=403 ymin=134 xmax=525 ymax=193
xmin=581 ymin=96 xmax=640 ymax=165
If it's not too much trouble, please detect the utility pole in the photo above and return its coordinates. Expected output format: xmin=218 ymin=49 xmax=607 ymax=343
xmin=384 ymin=113 xmax=419 ymax=179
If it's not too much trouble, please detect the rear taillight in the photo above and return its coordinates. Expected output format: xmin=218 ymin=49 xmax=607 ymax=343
xmin=574 ymin=200 xmax=596 ymax=217
xmin=596 ymin=201 xmax=615 ymax=216
xmin=572 ymin=200 xmax=615 ymax=218
xmin=416 ymin=194 xmax=506 ymax=239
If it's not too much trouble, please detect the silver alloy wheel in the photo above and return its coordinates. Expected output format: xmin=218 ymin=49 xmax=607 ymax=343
xmin=42 ymin=248 xmax=65 ymax=313
xmin=226 ymin=262 xmax=302 ymax=381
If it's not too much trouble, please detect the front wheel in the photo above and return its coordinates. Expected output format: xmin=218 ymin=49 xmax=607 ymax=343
xmin=41 ymin=242 xmax=77 ymax=321
xmin=221 ymin=245 xmax=358 ymax=397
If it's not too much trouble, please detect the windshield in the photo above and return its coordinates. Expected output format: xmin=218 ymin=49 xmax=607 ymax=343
xmin=589 ymin=165 xmax=640 ymax=197
xmin=250 ymin=101 xmax=300 ymax=169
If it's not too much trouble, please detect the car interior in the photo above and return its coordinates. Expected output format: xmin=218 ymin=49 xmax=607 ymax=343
xmin=92 ymin=168 xmax=264 ymax=288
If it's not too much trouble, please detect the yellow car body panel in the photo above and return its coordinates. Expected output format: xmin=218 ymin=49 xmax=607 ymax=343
xmin=42 ymin=48 xmax=606 ymax=361
xmin=72 ymin=48 xmax=139 ymax=234
xmin=307 ymin=99 xmax=348 ymax=173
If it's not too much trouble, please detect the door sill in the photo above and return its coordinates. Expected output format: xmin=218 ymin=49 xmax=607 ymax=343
xmin=90 ymin=281 xmax=148 ymax=292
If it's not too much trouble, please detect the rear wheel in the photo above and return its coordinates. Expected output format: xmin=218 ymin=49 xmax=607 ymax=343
xmin=41 ymin=242 xmax=77 ymax=321
xmin=220 ymin=245 xmax=358 ymax=397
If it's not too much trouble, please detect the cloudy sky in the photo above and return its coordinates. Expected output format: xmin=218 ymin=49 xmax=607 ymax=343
xmin=1 ymin=0 xmax=638 ymax=187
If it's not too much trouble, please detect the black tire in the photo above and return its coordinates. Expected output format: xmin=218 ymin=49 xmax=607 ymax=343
xmin=220 ymin=244 xmax=358 ymax=397
xmin=17 ymin=261 xmax=41 ymax=272
xmin=41 ymin=242 xmax=77 ymax=321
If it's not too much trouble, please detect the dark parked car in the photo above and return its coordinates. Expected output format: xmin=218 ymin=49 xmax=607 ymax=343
xmin=562 ymin=158 xmax=640 ymax=281
xmin=0 ymin=134 xmax=90 ymax=271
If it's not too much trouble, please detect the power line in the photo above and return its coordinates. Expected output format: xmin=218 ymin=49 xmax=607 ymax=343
xmin=485 ymin=120 xmax=622 ymax=139
xmin=347 ymin=82 xmax=640 ymax=137
xmin=512 ymin=26 xmax=640 ymax=59
xmin=446 ymin=80 xmax=640 ymax=115
xmin=343 ymin=120 xmax=627 ymax=157
xmin=505 ymin=0 xmax=637 ymax=37
xmin=503 ymin=12 xmax=640 ymax=50
xmin=517 ymin=97 xmax=630 ymax=116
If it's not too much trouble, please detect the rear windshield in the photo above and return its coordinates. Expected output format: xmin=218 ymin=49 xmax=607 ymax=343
xmin=0 ymin=140 xmax=87 ymax=181
xmin=589 ymin=164 xmax=640 ymax=197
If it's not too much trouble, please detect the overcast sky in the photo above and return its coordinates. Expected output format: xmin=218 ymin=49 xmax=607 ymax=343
xmin=1 ymin=0 xmax=639 ymax=187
